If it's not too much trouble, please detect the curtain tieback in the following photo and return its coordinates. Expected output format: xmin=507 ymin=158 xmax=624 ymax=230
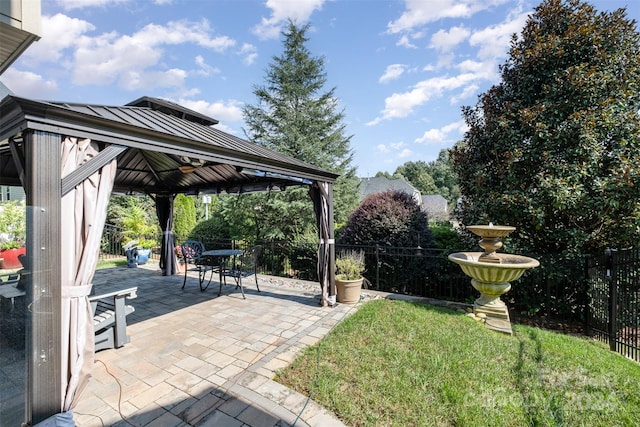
xmin=62 ymin=284 xmax=93 ymax=298
xmin=319 ymin=239 xmax=335 ymax=244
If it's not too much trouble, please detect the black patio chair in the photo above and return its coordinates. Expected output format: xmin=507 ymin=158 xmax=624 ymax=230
xmin=180 ymin=240 xmax=220 ymax=291
xmin=220 ymin=245 xmax=262 ymax=299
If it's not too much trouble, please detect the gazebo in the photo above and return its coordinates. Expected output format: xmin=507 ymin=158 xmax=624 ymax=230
xmin=0 ymin=94 xmax=338 ymax=425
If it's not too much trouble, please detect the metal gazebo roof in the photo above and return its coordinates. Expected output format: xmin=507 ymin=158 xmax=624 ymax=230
xmin=0 ymin=95 xmax=338 ymax=194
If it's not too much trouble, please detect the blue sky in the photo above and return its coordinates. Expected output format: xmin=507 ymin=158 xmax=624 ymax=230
xmin=2 ymin=0 xmax=638 ymax=177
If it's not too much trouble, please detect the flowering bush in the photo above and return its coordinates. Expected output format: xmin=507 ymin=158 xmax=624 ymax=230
xmin=175 ymin=244 xmax=195 ymax=259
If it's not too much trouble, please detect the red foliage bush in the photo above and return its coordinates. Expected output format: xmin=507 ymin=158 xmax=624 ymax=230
xmin=339 ymin=190 xmax=433 ymax=247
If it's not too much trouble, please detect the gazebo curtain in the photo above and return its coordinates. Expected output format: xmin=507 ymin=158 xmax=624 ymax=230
xmin=60 ymin=137 xmax=117 ymax=410
xmin=156 ymin=194 xmax=178 ymax=276
xmin=309 ymin=181 xmax=335 ymax=306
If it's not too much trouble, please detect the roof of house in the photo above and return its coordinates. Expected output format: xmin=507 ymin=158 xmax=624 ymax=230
xmin=359 ymin=176 xmax=420 ymax=200
xmin=422 ymin=194 xmax=448 ymax=211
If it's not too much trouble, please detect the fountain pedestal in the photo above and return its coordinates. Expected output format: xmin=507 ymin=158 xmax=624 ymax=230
xmin=448 ymin=225 xmax=539 ymax=334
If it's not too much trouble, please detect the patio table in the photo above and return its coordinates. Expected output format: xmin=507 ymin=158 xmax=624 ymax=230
xmin=201 ymin=249 xmax=243 ymax=295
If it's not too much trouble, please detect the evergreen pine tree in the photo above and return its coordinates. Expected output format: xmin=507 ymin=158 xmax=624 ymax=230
xmin=242 ymin=20 xmax=359 ymax=240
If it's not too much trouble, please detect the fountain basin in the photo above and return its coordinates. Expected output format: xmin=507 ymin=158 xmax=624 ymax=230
xmin=448 ymin=252 xmax=539 ymax=283
xmin=466 ymin=225 xmax=515 ymax=239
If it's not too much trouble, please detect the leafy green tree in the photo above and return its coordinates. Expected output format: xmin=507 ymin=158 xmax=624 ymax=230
xmin=394 ymin=161 xmax=438 ymax=195
xmin=242 ymin=20 xmax=360 ymax=239
xmin=392 ymin=151 xmax=460 ymax=207
xmin=173 ymin=194 xmax=196 ymax=242
xmin=430 ymin=149 xmax=460 ymax=207
xmin=451 ymin=0 xmax=640 ymax=256
xmin=107 ymin=195 xmax=158 ymax=244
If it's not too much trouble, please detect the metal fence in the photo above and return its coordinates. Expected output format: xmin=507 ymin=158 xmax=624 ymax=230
xmin=98 ymin=227 xmax=585 ymax=312
xmin=586 ymin=248 xmax=640 ymax=362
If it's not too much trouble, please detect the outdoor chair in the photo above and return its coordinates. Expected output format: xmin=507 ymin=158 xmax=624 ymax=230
xmin=180 ymin=240 xmax=220 ymax=291
xmin=220 ymin=245 xmax=262 ymax=299
xmin=89 ymin=287 xmax=137 ymax=351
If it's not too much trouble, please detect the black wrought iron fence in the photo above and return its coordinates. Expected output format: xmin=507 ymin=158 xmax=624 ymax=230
xmin=99 ymin=224 xmax=124 ymax=260
xmin=101 ymin=227 xmax=598 ymax=325
xmin=334 ymin=244 xmax=474 ymax=302
xmin=586 ymin=248 xmax=640 ymax=362
xmin=99 ymin=224 xmax=162 ymax=261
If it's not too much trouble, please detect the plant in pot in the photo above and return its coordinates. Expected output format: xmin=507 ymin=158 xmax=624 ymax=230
xmin=0 ymin=200 xmax=26 ymax=270
xmin=335 ymin=250 xmax=365 ymax=304
xmin=136 ymin=239 xmax=157 ymax=265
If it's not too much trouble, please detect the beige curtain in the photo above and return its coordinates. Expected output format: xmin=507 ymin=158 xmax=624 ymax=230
xmin=310 ymin=181 xmax=335 ymax=306
xmin=60 ymin=137 xmax=117 ymax=410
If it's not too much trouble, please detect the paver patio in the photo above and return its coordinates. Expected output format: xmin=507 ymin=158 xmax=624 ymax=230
xmin=72 ymin=263 xmax=360 ymax=427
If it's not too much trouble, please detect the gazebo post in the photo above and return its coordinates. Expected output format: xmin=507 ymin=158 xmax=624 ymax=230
xmin=24 ymin=130 xmax=63 ymax=424
xmin=326 ymin=183 xmax=336 ymax=298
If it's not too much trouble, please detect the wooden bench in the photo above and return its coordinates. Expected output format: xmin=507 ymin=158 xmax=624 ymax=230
xmin=89 ymin=287 xmax=137 ymax=352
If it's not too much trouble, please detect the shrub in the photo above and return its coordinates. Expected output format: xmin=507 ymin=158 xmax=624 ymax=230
xmin=340 ymin=190 xmax=433 ymax=247
xmin=289 ymin=231 xmax=318 ymax=280
xmin=188 ymin=215 xmax=231 ymax=241
xmin=173 ymin=194 xmax=196 ymax=242
xmin=335 ymin=250 xmax=365 ymax=280
xmin=339 ymin=191 xmax=434 ymax=291
xmin=430 ymin=222 xmax=465 ymax=250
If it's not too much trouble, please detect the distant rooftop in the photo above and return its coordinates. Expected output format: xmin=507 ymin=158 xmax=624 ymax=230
xmin=359 ymin=176 xmax=420 ymax=199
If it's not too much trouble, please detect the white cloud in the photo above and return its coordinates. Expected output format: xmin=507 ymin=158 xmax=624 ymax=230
xmin=177 ymin=98 xmax=244 ymax=123
xmin=70 ymin=19 xmax=235 ymax=89
xmin=430 ymin=25 xmax=470 ymax=52
xmin=377 ymin=141 xmax=412 ymax=158
xmin=119 ymin=68 xmax=188 ymax=91
xmin=253 ymin=0 xmax=326 ymax=40
xmin=367 ymin=73 xmax=477 ymax=125
xmin=56 ymin=0 xmax=129 ymax=10
xmin=132 ymin=20 xmax=235 ymax=52
xmin=388 ymin=0 xmax=511 ymax=34
xmin=239 ymin=43 xmax=258 ymax=65
xmin=194 ymin=55 xmax=220 ymax=76
xmin=0 ymin=69 xmax=58 ymax=98
xmin=415 ymin=120 xmax=467 ymax=144
xmin=398 ymin=148 xmax=413 ymax=158
xmin=469 ymin=10 xmax=529 ymax=60
xmin=396 ymin=35 xmax=417 ymax=49
xmin=21 ymin=14 xmax=95 ymax=64
xmin=379 ymin=64 xmax=406 ymax=83
xmin=450 ymin=83 xmax=480 ymax=104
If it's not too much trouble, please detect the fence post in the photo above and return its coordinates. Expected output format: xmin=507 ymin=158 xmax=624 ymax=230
xmin=375 ymin=244 xmax=380 ymax=290
xmin=583 ymin=255 xmax=590 ymax=336
xmin=607 ymin=249 xmax=618 ymax=352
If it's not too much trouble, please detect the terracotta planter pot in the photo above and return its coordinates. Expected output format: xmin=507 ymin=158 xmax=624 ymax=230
xmin=336 ymin=277 xmax=364 ymax=304
xmin=0 ymin=247 xmax=26 ymax=269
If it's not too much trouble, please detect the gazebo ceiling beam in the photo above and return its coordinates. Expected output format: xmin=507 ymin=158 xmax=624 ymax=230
xmin=60 ymin=144 xmax=127 ymax=197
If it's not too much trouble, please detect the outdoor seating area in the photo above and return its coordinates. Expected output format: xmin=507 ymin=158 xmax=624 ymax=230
xmin=70 ymin=263 xmax=356 ymax=426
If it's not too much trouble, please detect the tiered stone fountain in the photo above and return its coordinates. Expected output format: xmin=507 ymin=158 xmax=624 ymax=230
xmin=448 ymin=224 xmax=539 ymax=334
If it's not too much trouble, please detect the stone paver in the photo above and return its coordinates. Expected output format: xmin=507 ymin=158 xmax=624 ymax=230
xmin=73 ymin=263 xmax=362 ymax=427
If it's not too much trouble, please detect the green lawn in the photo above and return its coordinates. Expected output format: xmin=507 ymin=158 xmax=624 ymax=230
xmin=275 ymin=299 xmax=640 ymax=427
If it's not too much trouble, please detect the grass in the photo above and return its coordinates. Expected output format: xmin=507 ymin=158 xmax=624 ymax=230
xmin=96 ymin=258 xmax=128 ymax=269
xmin=275 ymin=300 xmax=640 ymax=427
